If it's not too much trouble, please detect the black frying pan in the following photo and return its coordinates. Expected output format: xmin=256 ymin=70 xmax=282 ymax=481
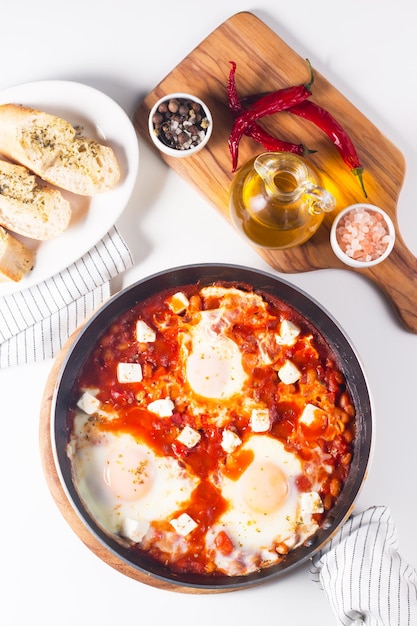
xmin=50 ymin=263 xmax=373 ymax=591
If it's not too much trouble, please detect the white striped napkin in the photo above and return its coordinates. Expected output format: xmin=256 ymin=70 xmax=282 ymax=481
xmin=0 ymin=226 xmax=134 ymax=368
xmin=310 ymin=506 xmax=417 ymax=626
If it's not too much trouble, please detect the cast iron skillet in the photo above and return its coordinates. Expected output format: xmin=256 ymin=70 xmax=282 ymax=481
xmin=50 ymin=263 xmax=373 ymax=591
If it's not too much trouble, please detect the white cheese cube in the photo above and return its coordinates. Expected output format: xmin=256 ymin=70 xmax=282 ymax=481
xmin=278 ymin=360 xmax=301 ymax=384
xmin=299 ymin=403 xmax=321 ymax=426
xmin=166 ymin=291 xmax=189 ymax=314
xmin=117 ymin=362 xmax=143 ymax=384
xmin=147 ymin=397 xmax=175 ymax=417
xmin=276 ymin=319 xmax=300 ymax=346
xmin=170 ymin=513 xmax=198 ymax=536
xmin=121 ymin=518 xmax=150 ymax=543
xmin=199 ymin=285 xmax=231 ymax=298
xmin=250 ymin=408 xmax=270 ymax=433
xmin=176 ymin=425 xmax=201 ymax=448
xmin=294 ymin=492 xmax=323 ymax=540
xmin=298 ymin=491 xmax=324 ymax=516
xmin=136 ymin=320 xmax=156 ymax=343
xmin=221 ymin=429 xmax=242 ymax=454
xmin=77 ymin=391 xmax=101 ymax=415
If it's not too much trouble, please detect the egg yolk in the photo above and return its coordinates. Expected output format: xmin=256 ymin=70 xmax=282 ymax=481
xmin=242 ymin=461 xmax=289 ymax=514
xmin=186 ymin=330 xmax=246 ymax=399
xmin=104 ymin=446 xmax=154 ymax=501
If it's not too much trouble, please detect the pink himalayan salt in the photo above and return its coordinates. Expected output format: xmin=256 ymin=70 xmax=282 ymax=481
xmin=335 ymin=208 xmax=393 ymax=263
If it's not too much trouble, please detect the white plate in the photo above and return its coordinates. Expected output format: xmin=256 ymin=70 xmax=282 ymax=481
xmin=0 ymin=80 xmax=139 ymax=296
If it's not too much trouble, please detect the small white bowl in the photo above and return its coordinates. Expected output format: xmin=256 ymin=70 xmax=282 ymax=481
xmin=330 ymin=203 xmax=395 ymax=268
xmin=148 ymin=92 xmax=213 ymax=158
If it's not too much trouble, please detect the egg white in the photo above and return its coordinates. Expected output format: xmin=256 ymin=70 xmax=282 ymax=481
xmin=169 ymin=287 xmax=289 ymax=428
xmin=206 ymin=434 xmax=308 ymax=573
xmin=69 ymin=424 xmax=199 ymax=540
xmin=183 ymin=309 xmax=247 ymax=400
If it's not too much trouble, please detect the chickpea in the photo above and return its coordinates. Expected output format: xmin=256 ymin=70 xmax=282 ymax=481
xmin=276 ymin=543 xmax=290 ymax=555
xmin=330 ymin=478 xmax=341 ymax=498
xmin=339 ymin=391 xmax=355 ymax=416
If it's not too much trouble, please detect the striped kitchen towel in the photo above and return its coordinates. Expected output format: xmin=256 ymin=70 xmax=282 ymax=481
xmin=0 ymin=226 xmax=134 ymax=368
xmin=310 ymin=506 xmax=417 ymax=626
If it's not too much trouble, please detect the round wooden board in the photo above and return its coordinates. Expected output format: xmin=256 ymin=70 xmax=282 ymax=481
xmin=134 ymin=11 xmax=417 ymax=333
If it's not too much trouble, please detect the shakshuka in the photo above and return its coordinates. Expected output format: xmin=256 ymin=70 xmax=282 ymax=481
xmin=66 ymin=282 xmax=355 ymax=577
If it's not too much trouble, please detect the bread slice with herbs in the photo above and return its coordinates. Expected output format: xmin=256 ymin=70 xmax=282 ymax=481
xmin=0 ymin=158 xmax=72 ymax=240
xmin=0 ymin=104 xmax=121 ymax=196
xmin=0 ymin=226 xmax=34 ymax=282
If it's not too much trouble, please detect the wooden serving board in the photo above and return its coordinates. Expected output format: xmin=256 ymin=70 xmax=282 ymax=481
xmin=134 ymin=11 xmax=417 ymax=333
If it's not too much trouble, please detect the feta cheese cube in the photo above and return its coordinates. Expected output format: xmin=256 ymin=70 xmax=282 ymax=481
xmin=117 ymin=362 xmax=143 ymax=384
xmin=166 ymin=291 xmax=189 ymax=314
xmin=299 ymin=403 xmax=321 ymax=426
xmin=221 ymin=429 xmax=242 ymax=454
xmin=278 ymin=360 xmax=301 ymax=384
xmin=136 ymin=320 xmax=156 ymax=343
xmin=121 ymin=518 xmax=150 ymax=543
xmin=170 ymin=513 xmax=198 ymax=536
xmin=295 ymin=492 xmax=324 ymax=540
xmin=276 ymin=319 xmax=300 ymax=346
xmin=250 ymin=408 xmax=270 ymax=432
xmin=77 ymin=391 xmax=100 ymax=415
xmin=298 ymin=491 xmax=324 ymax=516
xmin=176 ymin=425 xmax=201 ymax=448
xmin=147 ymin=397 xmax=175 ymax=417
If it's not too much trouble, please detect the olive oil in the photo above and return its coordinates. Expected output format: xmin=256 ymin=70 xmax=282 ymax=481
xmin=229 ymin=152 xmax=336 ymax=250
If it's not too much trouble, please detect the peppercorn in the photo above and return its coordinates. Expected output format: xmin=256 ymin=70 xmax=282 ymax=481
xmin=152 ymin=111 xmax=164 ymax=126
xmin=151 ymin=96 xmax=211 ymax=151
xmin=177 ymin=132 xmax=189 ymax=146
xmin=178 ymin=103 xmax=189 ymax=116
xmin=168 ymin=99 xmax=180 ymax=113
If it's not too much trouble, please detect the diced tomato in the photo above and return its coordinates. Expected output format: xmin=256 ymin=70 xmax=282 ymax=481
xmin=214 ymin=530 xmax=234 ymax=556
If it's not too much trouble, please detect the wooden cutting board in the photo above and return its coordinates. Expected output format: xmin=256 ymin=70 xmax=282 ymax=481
xmin=134 ymin=11 xmax=417 ymax=333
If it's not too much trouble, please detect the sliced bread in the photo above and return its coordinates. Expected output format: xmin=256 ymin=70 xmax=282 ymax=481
xmin=0 ymin=104 xmax=121 ymax=196
xmin=0 ymin=226 xmax=34 ymax=282
xmin=0 ymin=158 xmax=71 ymax=240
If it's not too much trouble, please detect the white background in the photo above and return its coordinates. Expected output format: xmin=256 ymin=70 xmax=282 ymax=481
xmin=1 ymin=1 xmax=417 ymax=625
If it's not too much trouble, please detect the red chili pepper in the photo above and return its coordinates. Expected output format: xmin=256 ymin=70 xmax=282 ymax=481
xmin=228 ymin=60 xmax=314 ymax=171
xmin=288 ymin=100 xmax=367 ymax=197
xmin=242 ymin=125 xmax=308 ymax=154
xmin=227 ymin=60 xmax=244 ymax=116
xmin=227 ymin=61 xmax=309 ymax=165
